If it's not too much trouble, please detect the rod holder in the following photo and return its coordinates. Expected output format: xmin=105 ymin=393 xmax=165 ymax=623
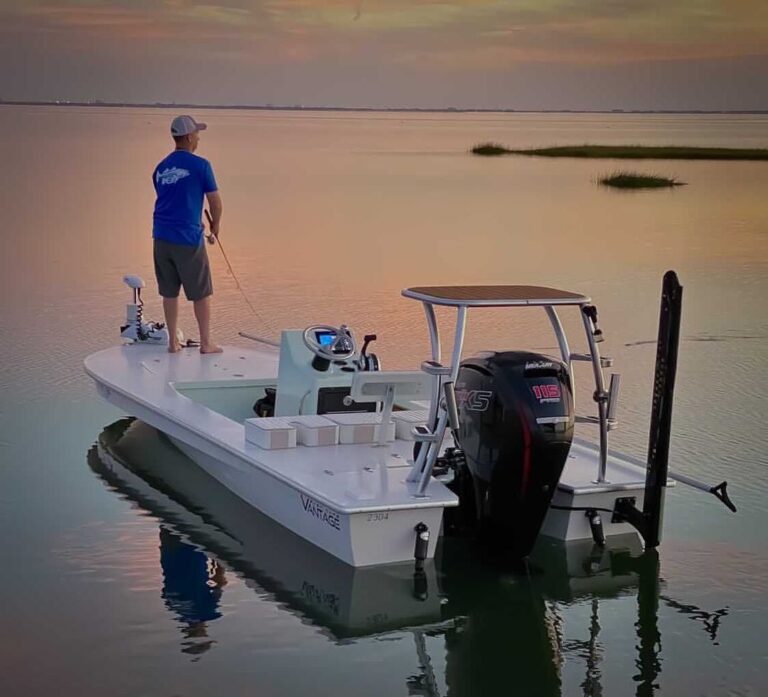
xmin=606 ymin=373 xmax=621 ymax=422
xmin=443 ymin=381 xmax=460 ymax=434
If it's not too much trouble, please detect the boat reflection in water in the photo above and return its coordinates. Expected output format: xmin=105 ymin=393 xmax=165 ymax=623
xmin=90 ymin=418 xmax=442 ymax=643
xmin=89 ymin=419 xmax=726 ymax=694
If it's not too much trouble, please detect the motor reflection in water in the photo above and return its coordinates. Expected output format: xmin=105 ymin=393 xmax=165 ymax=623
xmin=88 ymin=419 xmax=728 ymax=696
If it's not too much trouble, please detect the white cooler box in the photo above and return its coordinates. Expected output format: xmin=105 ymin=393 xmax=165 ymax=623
xmin=326 ymin=412 xmax=396 ymax=444
xmin=289 ymin=415 xmax=339 ymax=447
xmin=244 ymin=417 xmax=297 ymax=449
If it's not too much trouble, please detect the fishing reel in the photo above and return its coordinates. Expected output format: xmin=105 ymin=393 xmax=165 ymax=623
xmin=120 ymin=275 xmax=180 ymax=345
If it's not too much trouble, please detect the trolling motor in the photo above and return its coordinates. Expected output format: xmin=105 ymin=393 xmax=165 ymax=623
xmin=120 ymin=275 xmax=175 ymax=345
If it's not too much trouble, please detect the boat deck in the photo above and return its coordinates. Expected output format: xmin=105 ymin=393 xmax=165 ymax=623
xmin=85 ymin=344 xmax=654 ymax=514
xmin=560 ymin=439 xmax=656 ymax=494
xmin=84 ymin=344 xmax=458 ymax=514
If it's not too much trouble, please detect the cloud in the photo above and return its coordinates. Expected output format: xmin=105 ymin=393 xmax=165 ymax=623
xmin=5 ymin=1 xmax=768 ymax=57
xmin=0 ymin=0 xmax=766 ymax=107
xmin=184 ymin=4 xmax=252 ymax=25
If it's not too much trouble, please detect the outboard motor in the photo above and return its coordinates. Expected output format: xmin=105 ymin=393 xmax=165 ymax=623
xmin=455 ymin=351 xmax=574 ymax=557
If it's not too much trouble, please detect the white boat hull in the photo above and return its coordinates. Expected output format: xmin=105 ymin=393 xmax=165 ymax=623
xmin=88 ymin=346 xmax=455 ymax=567
xmin=169 ymin=436 xmax=445 ymax=567
xmin=541 ymin=438 xmax=670 ymax=543
xmin=86 ymin=344 xmax=662 ymax=565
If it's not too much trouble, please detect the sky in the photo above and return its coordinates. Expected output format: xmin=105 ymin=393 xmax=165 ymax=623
xmin=1 ymin=0 xmax=767 ymax=110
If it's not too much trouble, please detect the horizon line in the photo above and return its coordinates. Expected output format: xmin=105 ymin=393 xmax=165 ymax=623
xmin=1 ymin=99 xmax=766 ymax=115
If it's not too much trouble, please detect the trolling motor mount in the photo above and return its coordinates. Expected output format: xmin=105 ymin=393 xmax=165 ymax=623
xmin=119 ymin=274 xmax=174 ymax=345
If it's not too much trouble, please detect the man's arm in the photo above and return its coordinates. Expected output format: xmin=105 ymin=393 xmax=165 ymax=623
xmin=206 ymin=191 xmax=223 ymax=238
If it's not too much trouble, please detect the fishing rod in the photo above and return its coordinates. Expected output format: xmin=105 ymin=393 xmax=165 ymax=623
xmin=204 ymin=209 xmax=275 ymax=338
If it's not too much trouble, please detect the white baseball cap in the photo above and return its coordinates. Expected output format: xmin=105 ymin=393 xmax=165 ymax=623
xmin=170 ymin=115 xmax=208 ymax=137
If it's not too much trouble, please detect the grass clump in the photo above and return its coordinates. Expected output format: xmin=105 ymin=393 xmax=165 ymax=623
xmin=471 ymin=143 xmax=768 ymax=160
xmin=470 ymin=143 xmax=511 ymax=156
xmin=598 ymin=171 xmax=686 ymax=189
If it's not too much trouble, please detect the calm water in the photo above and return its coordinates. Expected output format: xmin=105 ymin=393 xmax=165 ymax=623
xmin=1 ymin=106 xmax=767 ymax=696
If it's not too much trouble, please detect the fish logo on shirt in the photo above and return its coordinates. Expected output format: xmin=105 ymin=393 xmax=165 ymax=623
xmin=156 ymin=167 xmax=190 ymax=185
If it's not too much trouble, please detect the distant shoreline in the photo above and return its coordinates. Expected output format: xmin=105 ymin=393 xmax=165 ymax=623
xmin=1 ymin=100 xmax=767 ymax=115
xmin=471 ymin=143 xmax=768 ymax=160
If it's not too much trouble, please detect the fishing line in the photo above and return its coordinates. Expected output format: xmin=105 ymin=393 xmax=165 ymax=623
xmin=204 ymin=210 xmax=273 ymax=335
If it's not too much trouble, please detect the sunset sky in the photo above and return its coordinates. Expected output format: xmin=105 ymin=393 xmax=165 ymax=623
xmin=1 ymin=0 xmax=767 ymax=110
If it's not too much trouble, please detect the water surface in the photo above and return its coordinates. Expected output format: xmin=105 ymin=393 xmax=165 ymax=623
xmin=1 ymin=106 xmax=767 ymax=696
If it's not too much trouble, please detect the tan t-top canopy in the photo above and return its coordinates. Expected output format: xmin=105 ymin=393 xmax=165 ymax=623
xmin=402 ymin=285 xmax=590 ymax=307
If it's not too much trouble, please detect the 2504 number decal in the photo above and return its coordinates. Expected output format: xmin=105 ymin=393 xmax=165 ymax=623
xmin=366 ymin=512 xmax=389 ymax=522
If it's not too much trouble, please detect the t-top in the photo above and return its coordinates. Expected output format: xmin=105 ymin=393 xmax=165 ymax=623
xmin=152 ymin=150 xmax=218 ymax=246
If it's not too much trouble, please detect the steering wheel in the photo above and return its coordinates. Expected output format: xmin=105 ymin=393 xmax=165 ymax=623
xmin=302 ymin=324 xmax=357 ymax=361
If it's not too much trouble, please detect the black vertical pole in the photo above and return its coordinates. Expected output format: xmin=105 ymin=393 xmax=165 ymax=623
xmin=634 ymin=551 xmax=662 ymax=697
xmin=643 ymin=270 xmax=683 ymax=547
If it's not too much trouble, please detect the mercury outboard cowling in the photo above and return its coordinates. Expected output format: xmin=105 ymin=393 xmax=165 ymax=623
xmin=455 ymin=351 xmax=574 ymax=557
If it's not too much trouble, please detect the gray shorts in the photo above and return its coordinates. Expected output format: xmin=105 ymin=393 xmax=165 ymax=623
xmin=153 ymin=239 xmax=213 ymax=301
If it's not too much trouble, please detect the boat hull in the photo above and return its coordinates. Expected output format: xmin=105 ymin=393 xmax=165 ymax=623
xmin=169 ymin=436 xmax=445 ymax=567
xmin=87 ymin=347 xmax=455 ymax=567
xmin=95 ymin=378 xmax=649 ymax=558
xmin=98 ymin=380 xmax=444 ymax=566
xmin=87 ymin=345 xmax=664 ymax=563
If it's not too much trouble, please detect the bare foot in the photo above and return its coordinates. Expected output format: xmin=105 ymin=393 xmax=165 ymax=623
xmin=200 ymin=344 xmax=223 ymax=354
xmin=168 ymin=342 xmax=182 ymax=353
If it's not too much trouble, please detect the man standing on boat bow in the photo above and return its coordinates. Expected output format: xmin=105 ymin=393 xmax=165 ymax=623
xmin=152 ymin=114 xmax=223 ymax=354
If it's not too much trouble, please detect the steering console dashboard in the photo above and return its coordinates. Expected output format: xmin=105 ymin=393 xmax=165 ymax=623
xmin=314 ymin=329 xmax=354 ymax=356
